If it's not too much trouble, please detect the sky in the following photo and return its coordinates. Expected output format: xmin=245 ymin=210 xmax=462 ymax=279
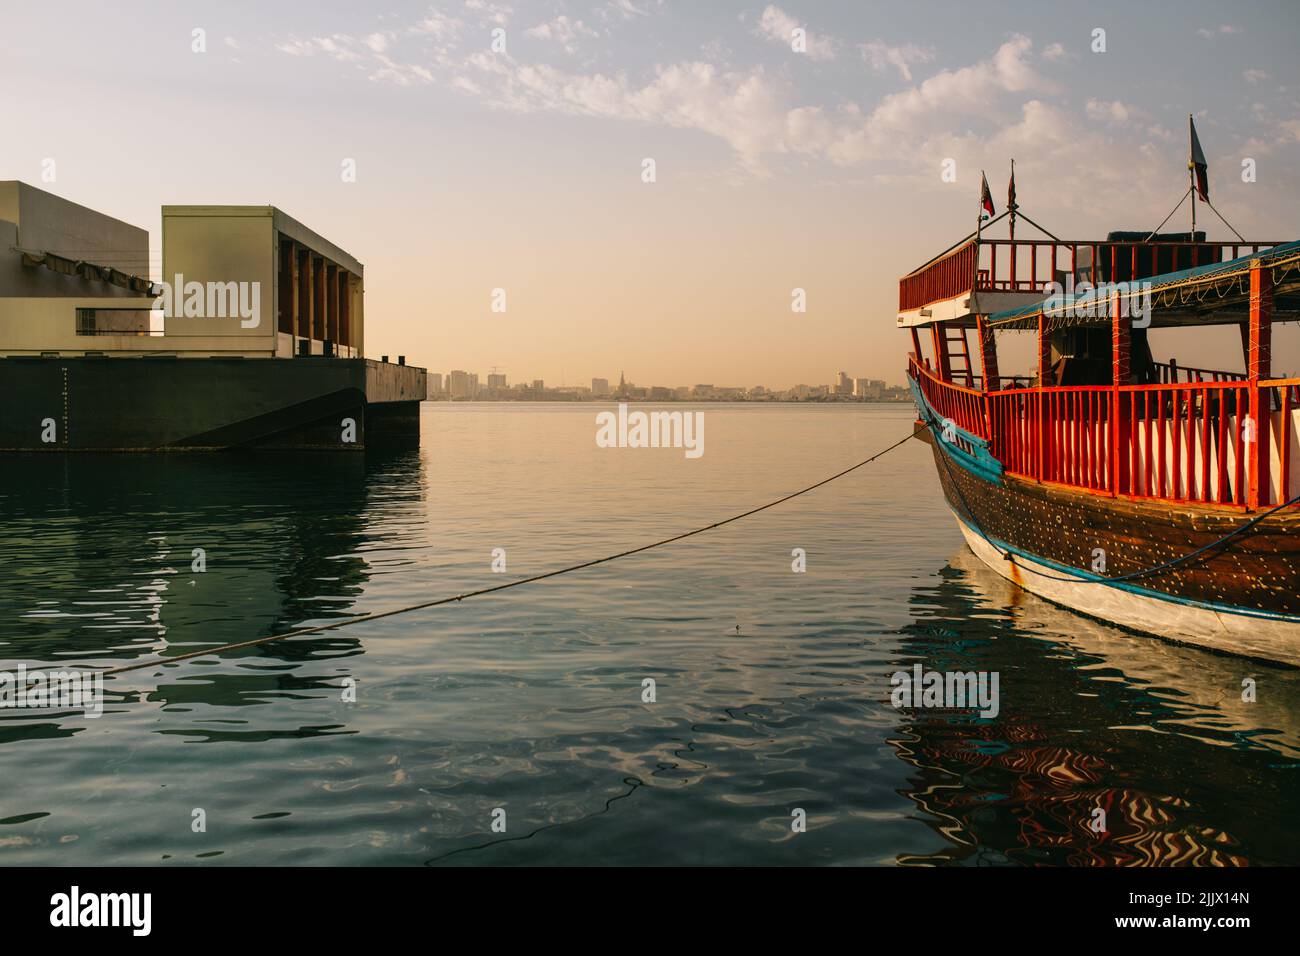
xmin=3 ymin=0 xmax=1299 ymax=387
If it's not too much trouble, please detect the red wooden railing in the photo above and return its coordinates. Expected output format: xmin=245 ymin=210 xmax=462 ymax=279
xmin=912 ymin=357 xmax=988 ymax=441
xmin=899 ymin=240 xmax=978 ymax=312
xmin=900 ymin=239 xmax=1280 ymax=313
xmin=910 ymin=356 xmax=1300 ymax=509
xmin=1153 ymin=359 xmax=1247 ymax=384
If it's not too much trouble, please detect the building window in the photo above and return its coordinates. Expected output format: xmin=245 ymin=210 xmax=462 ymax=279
xmin=76 ymin=308 xmax=165 ymax=336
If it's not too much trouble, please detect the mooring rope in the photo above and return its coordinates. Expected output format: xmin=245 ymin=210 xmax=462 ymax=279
xmin=919 ymin=407 xmax=1300 ymax=585
xmin=95 ymin=424 xmax=928 ymax=677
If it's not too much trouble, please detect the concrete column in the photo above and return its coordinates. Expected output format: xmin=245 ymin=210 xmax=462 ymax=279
xmin=313 ymin=256 xmax=326 ymax=342
xmin=277 ymin=240 xmax=294 ymax=337
xmin=339 ymin=272 xmax=351 ymax=352
xmin=298 ymin=248 xmax=312 ymax=348
xmin=287 ymin=241 xmax=300 ymax=343
xmin=327 ymin=264 xmax=339 ymax=348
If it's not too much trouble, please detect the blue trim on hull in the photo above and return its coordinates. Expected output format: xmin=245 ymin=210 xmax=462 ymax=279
xmin=950 ymin=508 xmax=1300 ymax=626
xmin=908 ymin=378 xmax=1004 ymax=485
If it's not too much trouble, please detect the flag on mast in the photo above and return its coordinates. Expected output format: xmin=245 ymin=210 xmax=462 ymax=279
xmin=1189 ymin=115 xmax=1209 ymax=202
xmin=1007 ymin=162 xmax=1016 ymax=210
xmin=979 ymin=172 xmax=995 ymax=219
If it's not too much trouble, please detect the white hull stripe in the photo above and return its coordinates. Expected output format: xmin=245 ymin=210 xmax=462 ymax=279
xmin=951 ymin=509 xmax=1300 ymax=667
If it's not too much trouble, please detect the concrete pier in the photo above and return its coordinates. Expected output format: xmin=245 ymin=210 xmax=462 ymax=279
xmin=0 ymin=356 xmax=426 ymax=451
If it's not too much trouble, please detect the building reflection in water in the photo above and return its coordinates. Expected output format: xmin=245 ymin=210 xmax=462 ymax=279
xmin=890 ymin=547 xmax=1300 ymax=866
xmin=0 ymin=450 xmax=427 ymax=728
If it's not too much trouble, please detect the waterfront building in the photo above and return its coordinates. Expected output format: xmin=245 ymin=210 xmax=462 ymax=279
xmin=0 ymin=181 xmax=424 ymax=450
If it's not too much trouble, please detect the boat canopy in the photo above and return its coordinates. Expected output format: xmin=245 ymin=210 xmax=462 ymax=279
xmin=986 ymin=238 xmax=1300 ymax=331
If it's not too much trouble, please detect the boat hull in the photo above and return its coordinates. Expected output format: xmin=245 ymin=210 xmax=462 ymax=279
xmin=921 ymin=428 xmax=1300 ymax=665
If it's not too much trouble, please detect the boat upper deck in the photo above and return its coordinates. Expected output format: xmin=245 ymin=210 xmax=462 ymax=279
xmin=898 ymin=233 xmax=1287 ymax=328
xmin=902 ymin=231 xmax=1300 ymax=513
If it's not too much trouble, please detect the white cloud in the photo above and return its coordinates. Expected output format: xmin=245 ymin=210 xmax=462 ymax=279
xmin=600 ymin=0 xmax=660 ymax=21
xmin=275 ymin=35 xmax=363 ymax=62
xmin=861 ymin=35 xmax=1047 ymax=137
xmin=1041 ymin=42 xmax=1071 ymax=62
xmin=465 ymin=1 xmax=511 ymax=27
xmin=860 ymin=40 xmax=935 ymax=82
xmin=266 ymin=19 xmax=1199 ymax=205
xmin=412 ymin=11 xmax=461 ymax=41
xmin=1243 ymin=69 xmax=1268 ymax=85
xmin=1196 ymin=24 xmax=1241 ymax=39
xmin=755 ymin=5 xmax=837 ymax=61
xmin=526 ymin=15 xmax=599 ymax=54
xmin=1085 ymin=98 xmax=1141 ymax=124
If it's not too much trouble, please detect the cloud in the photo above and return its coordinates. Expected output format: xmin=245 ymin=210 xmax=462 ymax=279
xmin=600 ymin=0 xmax=660 ymax=21
xmin=267 ymin=19 xmax=1195 ymax=205
xmin=854 ymin=35 xmax=1048 ymax=143
xmin=1243 ymin=69 xmax=1268 ymax=85
xmin=456 ymin=54 xmax=799 ymax=173
xmin=1041 ymin=42 xmax=1071 ymax=62
xmin=1085 ymin=98 xmax=1143 ymax=124
xmin=755 ymin=5 xmax=837 ymax=61
xmin=1196 ymin=24 xmax=1241 ymax=39
xmin=464 ymin=0 xmax=511 ymax=27
xmin=275 ymin=35 xmax=364 ymax=62
xmin=526 ymin=16 xmax=599 ymax=54
xmin=860 ymin=40 xmax=935 ymax=82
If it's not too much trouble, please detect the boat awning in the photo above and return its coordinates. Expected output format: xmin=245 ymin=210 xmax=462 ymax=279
xmin=15 ymin=247 xmax=157 ymax=295
xmin=986 ymin=238 xmax=1300 ymax=331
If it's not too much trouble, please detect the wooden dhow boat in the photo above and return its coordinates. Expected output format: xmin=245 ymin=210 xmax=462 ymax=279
xmin=901 ymin=144 xmax=1300 ymax=666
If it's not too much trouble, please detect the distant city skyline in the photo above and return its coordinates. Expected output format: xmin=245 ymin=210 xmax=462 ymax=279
xmin=4 ymin=2 xmax=1298 ymax=382
xmin=428 ymin=366 xmax=905 ymax=401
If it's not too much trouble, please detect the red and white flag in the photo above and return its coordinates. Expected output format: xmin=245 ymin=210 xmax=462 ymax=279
xmin=979 ymin=172 xmax=995 ymax=219
xmin=1189 ymin=116 xmax=1209 ymax=202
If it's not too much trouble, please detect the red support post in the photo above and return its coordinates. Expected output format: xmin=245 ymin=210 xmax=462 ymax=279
xmin=1111 ymin=294 xmax=1131 ymax=496
xmin=1248 ymin=262 xmax=1273 ymax=509
xmin=1037 ymin=314 xmax=1051 ymax=481
xmin=931 ymin=324 xmax=952 ymax=381
xmin=976 ymin=315 xmax=1000 ymax=391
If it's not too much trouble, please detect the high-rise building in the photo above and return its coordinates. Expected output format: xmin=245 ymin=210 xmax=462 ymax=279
xmin=591 ymin=377 xmax=610 ymax=397
xmin=487 ymin=373 xmax=507 ymax=389
xmin=428 ymin=372 xmax=444 ymax=398
xmin=448 ymin=369 xmax=475 ymax=400
xmin=836 ymin=371 xmax=852 ymax=395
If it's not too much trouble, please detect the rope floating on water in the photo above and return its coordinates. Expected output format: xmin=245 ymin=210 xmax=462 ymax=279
xmin=97 ymin=424 xmax=927 ymax=677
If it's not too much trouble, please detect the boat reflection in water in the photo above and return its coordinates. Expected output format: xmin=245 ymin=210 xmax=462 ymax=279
xmin=892 ymin=547 xmax=1300 ymax=866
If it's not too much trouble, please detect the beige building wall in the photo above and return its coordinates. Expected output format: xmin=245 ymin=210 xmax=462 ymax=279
xmin=0 ymin=183 xmax=366 ymax=359
xmin=160 ymin=207 xmax=277 ymax=356
xmin=0 ymin=182 xmax=157 ymax=354
xmin=0 ymin=181 xmax=148 ymax=282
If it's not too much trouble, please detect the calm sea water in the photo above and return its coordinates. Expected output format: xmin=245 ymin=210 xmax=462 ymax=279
xmin=1 ymin=403 xmax=1298 ymax=866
